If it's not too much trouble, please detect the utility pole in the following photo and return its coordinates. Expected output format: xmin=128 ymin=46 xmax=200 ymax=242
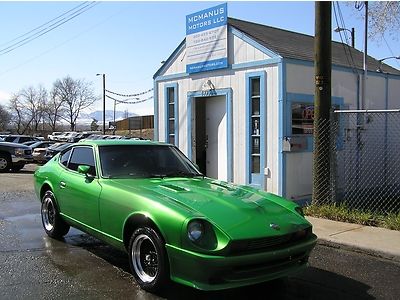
xmin=362 ymin=1 xmax=368 ymax=109
xmin=313 ymin=1 xmax=332 ymax=204
xmin=96 ymin=73 xmax=106 ymax=134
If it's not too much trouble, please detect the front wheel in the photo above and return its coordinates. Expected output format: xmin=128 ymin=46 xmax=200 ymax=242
xmin=41 ymin=191 xmax=70 ymax=239
xmin=128 ymin=227 xmax=169 ymax=292
xmin=0 ymin=153 xmax=11 ymax=173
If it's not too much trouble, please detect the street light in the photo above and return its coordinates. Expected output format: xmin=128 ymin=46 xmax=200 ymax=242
xmin=376 ymin=56 xmax=400 ymax=72
xmin=96 ymin=73 xmax=106 ymax=134
xmin=334 ymin=27 xmax=355 ymax=48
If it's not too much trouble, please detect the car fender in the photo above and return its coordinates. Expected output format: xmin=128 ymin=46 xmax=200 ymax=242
xmin=122 ymin=211 xmax=169 ymax=249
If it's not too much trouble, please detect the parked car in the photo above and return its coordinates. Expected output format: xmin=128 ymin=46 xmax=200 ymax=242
xmin=0 ymin=141 xmax=33 ymax=172
xmin=43 ymin=143 xmax=72 ymax=162
xmin=23 ymin=140 xmax=39 ymax=146
xmin=3 ymin=135 xmax=40 ymax=144
xmin=67 ymin=132 xmax=93 ymax=143
xmin=58 ymin=132 xmax=79 ymax=142
xmin=29 ymin=141 xmax=56 ymax=151
xmin=79 ymin=134 xmax=103 ymax=141
xmin=34 ymin=140 xmax=317 ymax=292
xmin=31 ymin=142 xmax=56 ymax=164
xmin=47 ymin=132 xmax=63 ymax=141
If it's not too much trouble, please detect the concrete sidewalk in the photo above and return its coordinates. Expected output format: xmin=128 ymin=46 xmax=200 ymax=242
xmin=306 ymin=216 xmax=400 ymax=262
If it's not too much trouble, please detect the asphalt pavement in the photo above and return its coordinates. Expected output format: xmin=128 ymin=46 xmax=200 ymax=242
xmin=1 ymin=164 xmax=400 ymax=299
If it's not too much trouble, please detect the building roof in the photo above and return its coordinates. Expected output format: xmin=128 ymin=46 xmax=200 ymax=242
xmin=154 ymin=17 xmax=400 ymax=79
xmin=228 ymin=17 xmax=400 ymax=75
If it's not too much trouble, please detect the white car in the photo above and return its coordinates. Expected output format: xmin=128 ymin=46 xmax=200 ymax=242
xmin=48 ymin=132 xmax=63 ymax=141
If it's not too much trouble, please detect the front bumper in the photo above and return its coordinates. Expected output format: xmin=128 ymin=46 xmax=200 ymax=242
xmin=166 ymin=234 xmax=317 ymax=290
xmin=11 ymin=155 xmax=33 ymax=164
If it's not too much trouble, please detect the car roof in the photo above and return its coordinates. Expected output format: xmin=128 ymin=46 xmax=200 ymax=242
xmin=78 ymin=139 xmax=167 ymax=147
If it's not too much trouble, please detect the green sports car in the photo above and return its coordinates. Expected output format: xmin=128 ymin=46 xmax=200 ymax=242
xmin=34 ymin=140 xmax=317 ymax=292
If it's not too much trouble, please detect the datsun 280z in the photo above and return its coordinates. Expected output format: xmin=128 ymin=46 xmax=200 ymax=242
xmin=34 ymin=140 xmax=317 ymax=292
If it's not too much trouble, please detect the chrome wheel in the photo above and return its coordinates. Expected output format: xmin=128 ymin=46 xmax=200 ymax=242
xmin=131 ymin=234 xmax=159 ymax=283
xmin=0 ymin=157 xmax=8 ymax=170
xmin=41 ymin=197 xmax=55 ymax=232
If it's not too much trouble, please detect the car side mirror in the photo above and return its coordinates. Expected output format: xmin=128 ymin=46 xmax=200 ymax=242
xmin=78 ymin=165 xmax=90 ymax=175
xmin=78 ymin=165 xmax=95 ymax=182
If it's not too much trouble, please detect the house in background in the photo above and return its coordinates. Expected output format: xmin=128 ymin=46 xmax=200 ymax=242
xmin=153 ymin=6 xmax=400 ymax=203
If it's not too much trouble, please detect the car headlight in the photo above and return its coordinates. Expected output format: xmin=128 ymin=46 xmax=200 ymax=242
xmin=15 ymin=148 xmax=25 ymax=156
xmin=186 ymin=219 xmax=218 ymax=250
xmin=188 ymin=220 xmax=204 ymax=242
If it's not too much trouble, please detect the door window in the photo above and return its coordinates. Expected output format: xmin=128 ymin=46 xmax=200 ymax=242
xmin=67 ymin=147 xmax=96 ymax=176
xmin=60 ymin=148 xmax=72 ymax=166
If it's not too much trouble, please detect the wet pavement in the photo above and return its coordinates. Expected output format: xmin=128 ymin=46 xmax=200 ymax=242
xmin=1 ymin=165 xmax=399 ymax=299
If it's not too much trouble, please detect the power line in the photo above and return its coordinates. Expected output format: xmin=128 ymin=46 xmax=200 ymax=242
xmin=334 ymin=2 xmax=359 ymax=75
xmin=382 ymin=35 xmax=400 ymax=68
xmin=0 ymin=2 xmax=99 ymax=56
xmin=0 ymin=2 xmax=89 ymax=48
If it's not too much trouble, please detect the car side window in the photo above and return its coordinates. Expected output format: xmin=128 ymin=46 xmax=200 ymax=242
xmin=60 ymin=148 xmax=72 ymax=167
xmin=67 ymin=147 xmax=96 ymax=176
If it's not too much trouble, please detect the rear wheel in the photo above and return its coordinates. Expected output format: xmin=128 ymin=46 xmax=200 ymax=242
xmin=41 ymin=191 xmax=70 ymax=239
xmin=0 ymin=153 xmax=11 ymax=173
xmin=128 ymin=227 xmax=169 ymax=292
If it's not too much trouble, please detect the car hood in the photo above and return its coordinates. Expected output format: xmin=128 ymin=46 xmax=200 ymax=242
xmin=0 ymin=141 xmax=31 ymax=149
xmin=109 ymin=177 xmax=309 ymax=239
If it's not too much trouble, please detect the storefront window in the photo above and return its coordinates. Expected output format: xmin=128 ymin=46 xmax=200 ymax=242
xmin=291 ymin=103 xmax=314 ymax=134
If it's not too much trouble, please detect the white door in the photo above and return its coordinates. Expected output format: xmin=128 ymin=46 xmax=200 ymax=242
xmin=205 ymin=96 xmax=227 ymax=181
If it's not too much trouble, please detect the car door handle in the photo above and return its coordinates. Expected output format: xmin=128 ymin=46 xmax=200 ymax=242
xmin=60 ymin=181 xmax=66 ymax=189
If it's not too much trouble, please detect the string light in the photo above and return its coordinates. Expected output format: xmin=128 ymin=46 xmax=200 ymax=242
xmin=105 ymin=88 xmax=153 ymax=97
xmin=106 ymin=94 xmax=153 ymax=104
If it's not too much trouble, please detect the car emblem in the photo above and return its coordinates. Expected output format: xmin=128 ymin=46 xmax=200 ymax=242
xmin=270 ymin=223 xmax=280 ymax=230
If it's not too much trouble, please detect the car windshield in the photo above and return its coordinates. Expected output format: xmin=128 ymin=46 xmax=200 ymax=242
xmin=4 ymin=136 xmax=17 ymax=142
xmin=99 ymin=145 xmax=202 ymax=179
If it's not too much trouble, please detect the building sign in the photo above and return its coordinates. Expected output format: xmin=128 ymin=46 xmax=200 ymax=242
xmin=186 ymin=3 xmax=228 ymax=74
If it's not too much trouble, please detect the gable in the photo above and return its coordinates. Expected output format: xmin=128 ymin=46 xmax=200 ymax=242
xmin=154 ymin=27 xmax=278 ymax=79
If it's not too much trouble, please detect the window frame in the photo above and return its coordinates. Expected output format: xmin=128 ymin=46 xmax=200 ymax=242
xmin=164 ymin=83 xmax=179 ymax=146
xmin=245 ymin=71 xmax=266 ymax=188
xmin=59 ymin=145 xmax=97 ymax=177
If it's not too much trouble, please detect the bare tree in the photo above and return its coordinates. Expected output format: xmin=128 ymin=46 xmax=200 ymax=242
xmin=8 ymin=94 xmax=30 ymax=134
xmin=44 ymin=87 xmax=66 ymax=131
xmin=351 ymin=2 xmax=400 ymax=41
xmin=368 ymin=1 xmax=400 ymax=40
xmin=0 ymin=104 xmax=11 ymax=131
xmin=20 ymin=85 xmax=47 ymax=132
xmin=7 ymin=85 xmax=47 ymax=134
xmin=53 ymin=76 xmax=98 ymax=131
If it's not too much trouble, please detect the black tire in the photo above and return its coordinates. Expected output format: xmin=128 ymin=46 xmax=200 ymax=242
xmin=41 ymin=190 xmax=70 ymax=239
xmin=128 ymin=227 xmax=169 ymax=292
xmin=11 ymin=164 xmax=24 ymax=172
xmin=0 ymin=153 xmax=11 ymax=173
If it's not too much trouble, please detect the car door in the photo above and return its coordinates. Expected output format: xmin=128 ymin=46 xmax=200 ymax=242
xmin=56 ymin=145 xmax=102 ymax=230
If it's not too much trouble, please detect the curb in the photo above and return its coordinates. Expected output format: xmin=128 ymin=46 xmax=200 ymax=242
xmin=316 ymin=238 xmax=400 ymax=263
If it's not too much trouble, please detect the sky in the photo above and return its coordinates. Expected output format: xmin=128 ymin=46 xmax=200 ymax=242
xmin=0 ymin=1 xmax=399 ymax=118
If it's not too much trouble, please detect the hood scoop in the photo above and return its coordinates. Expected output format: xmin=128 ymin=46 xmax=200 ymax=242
xmin=159 ymin=184 xmax=189 ymax=193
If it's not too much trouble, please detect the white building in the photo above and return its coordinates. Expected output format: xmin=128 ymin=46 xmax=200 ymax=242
xmin=153 ymin=16 xmax=400 ymax=203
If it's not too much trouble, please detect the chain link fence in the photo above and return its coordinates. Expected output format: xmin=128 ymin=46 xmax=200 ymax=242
xmin=313 ymin=110 xmax=400 ymax=214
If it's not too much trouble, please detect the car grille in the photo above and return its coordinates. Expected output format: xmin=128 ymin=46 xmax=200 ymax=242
xmin=24 ymin=149 xmax=32 ymax=155
xmin=227 ymin=227 xmax=312 ymax=256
